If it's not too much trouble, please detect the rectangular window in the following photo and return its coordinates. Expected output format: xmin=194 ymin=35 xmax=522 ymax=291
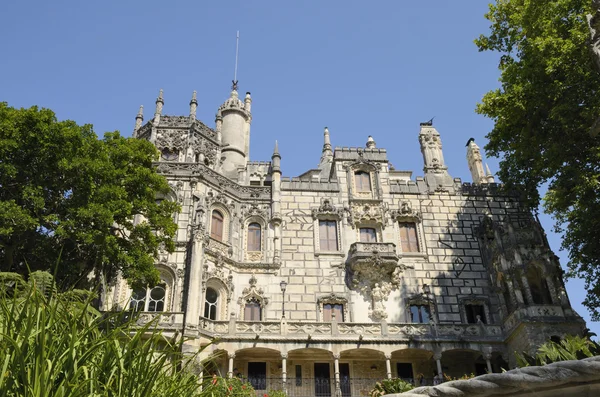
xmin=399 ymin=222 xmax=420 ymax=252
xmin=323 ymin=303 xmax=344 ymax=322
xmin=295 ymin=365 xmax=302 ymax=386
xmin=409 ymin=305 xmax=430 ymax=323
xmin=359 ymin=227 xmax=377 ymax=243
xmin=465 ymin=304 xmax=486 ymax=324
xmin=319 ymin=220 xmax=339 ymax=251
xmin=247 ymin=223 xmax=261 ymax=251
xmin=244 ymin=301 xmax=261 ymax=321
xmin=354 ymin=171 xmax=372 ymax=192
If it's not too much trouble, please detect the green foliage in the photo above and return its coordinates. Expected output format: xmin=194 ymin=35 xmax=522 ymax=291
xmin=202 ymin=376 xmax=256 ymax=397
xmin=369 ymin=378 xmax=414 ymax=397
xmin=264 ymin=389 xmax=287 ymax=397
xmin=0 ymin=271 xmax=204 ymax=396
xmin=515 ymin=334 xmax=600 ymax=367
xmin=476 ymin=0 xmax=600 ymax=319
xmin=0 ymin=103 xmax=180 ymax=289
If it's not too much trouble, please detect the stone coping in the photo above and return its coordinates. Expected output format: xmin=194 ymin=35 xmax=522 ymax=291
xmin=391 ymin=356 xmax=600 ymax=397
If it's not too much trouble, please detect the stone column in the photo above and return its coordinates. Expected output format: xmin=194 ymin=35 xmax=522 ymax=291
xmin=281 ymin=353 xmax=288 ymax=393
xmin=333 ymin=353 xmax=341 ymax=397
xmin=433 ymin=352 xmax=443 ymax=377
xmin=521 ymin=275 xmax=534 ymax=305
xmin=185 ymin=233 xmax=205 ymax=329
xmin=484 ymin=351 xmax=493 ymax=374
xmin=385 ymin=353 xmax=392 ymax=379
xmin=228 ymin=353 xmax=235 ymax=378
xmin=545 ymin=276 xmax=560 ymax=305
xmin=271 ymin=142 xmax=282 ymax=265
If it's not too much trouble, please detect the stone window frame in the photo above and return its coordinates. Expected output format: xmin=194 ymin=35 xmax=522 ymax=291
xmin=312 ymin=199 xmax=345 ymax=256
xmin=242 ymin=216 xmax=268 ymax=262
xmin=203 ymin=278 xmax=230 ymax=321
xmin=127 ymin=266 xmax=176 ymax=312
xmin=459 ymin=296 xmax=492 ymax=325
xmin=345 ymin=161 xmax=382 ymax=201
xmin=391 ymin=203 xmax=426 ymax=258
xmin=317 ymin=293 xmax=349 ymax=322
xmin=237 ymin=275 xmax=269 ymax=321
xmin=357 ymin=222 xmax=383 ymax=243
xmin=208 ymin=204 xmax=232 ymax=244
xmin=406 ymin=293 xmax=435 ymax=324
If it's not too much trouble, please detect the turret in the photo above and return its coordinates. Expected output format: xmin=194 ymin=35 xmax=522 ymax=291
xmin=189 ymin=90 xmax=197 ymax=121
xmin=133 ymin=105 xmax=143 ymax=137
xmin=418 ymin=121 xmax=453 ymax=191
xmin=271 ymin=141 xmax=282 ymax=264
xmin=217 ymin=86 xmax=252 ymax=178
xmin=466 ymin=138 xmax=487 ymax=184
xmin=366 ymin=135 xmax=376 ymax=149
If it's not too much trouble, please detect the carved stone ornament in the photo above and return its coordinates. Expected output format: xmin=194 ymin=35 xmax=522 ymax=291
xmin=317 ymin=292 xmax=349 ymax=321
xmin=202 ymin=261 xmax=234 ymax=298
xmin=311 ymin=198 xmax=345 ymax=219
xmin=347 ymin=202 xmax=388 ymax=229
xmin=156 ymin=129 xmax=187 ymax=152
xmin=190 ymin=131 xmax=218 ymax=166
xmin=237 ymin=274 xmax=269 ymax=307
xmin=239 ymin=202 xmax=269 ymax=224
xmin=390 ymin=201 xmax=421 ymax=221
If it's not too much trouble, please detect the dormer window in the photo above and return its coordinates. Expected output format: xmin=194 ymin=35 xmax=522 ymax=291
xmin=354 ymin=171 xmax=372 ymax=192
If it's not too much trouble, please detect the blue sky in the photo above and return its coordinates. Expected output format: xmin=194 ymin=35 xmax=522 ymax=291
xmin=2 ymin=1 xmax=597 ymax=337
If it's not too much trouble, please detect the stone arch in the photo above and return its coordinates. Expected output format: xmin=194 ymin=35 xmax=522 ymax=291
xmin=203 ymin=277 xmax=231 ymax=320
xmin=155 ymin=263 xmax=177 ymax=312
xmin=238 ymin=274 xmax=269 ymax=321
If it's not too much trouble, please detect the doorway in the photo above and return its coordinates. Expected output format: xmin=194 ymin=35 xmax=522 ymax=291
xmin=314 ymin=363 xmax=331 ymax=397
xmin=339 ymin=363 xmax=351 ymax=397
xmin=248 ymin=362 xmax=266 ymax=391
xmin=396 ymin=362 xmax=414 ymax=383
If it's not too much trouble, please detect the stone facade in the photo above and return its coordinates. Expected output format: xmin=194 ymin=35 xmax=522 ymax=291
xmin=106 ymin=88 xmax=585 ymax=396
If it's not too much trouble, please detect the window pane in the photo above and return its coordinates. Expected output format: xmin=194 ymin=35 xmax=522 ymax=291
xmin=129 ymin=288 xmax=146 ymax=311
xmin=211 ymin=210 xmax=224 ymax=241
xmin=354 ymin=171 xmax=372 ymax=192
xmin=410 ymin=305 xmax=419 ymax=323
xmin=323 ymin=304 xmax=332 ymax=321
xmin=360 ymin=228 xmax=377 ymax=242
xmin=420 ymin=306 xmax=430 ymax=323
xmin=319 ymin=220 xmax=338 ymax=251
xmin=148 ymin=284 xmax=165 ymax=313
xmin=334 ymin=304 xmax=344 ymax=322
xmin=399 ymin=222 xmax=419 ymax=252
xmin=465 ymin=304 xmax=486 ymax=324
xmin=204 ymin=287 xmax=218 ymax=320
xmin=247 ymin=223 xmax=261 ymax=251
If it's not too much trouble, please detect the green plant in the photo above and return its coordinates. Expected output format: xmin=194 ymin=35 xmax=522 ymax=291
xmin=443 ymin=373 xmax=476 ymax=381
xmin=369 ymin=378 xmax=414 ymax=397
xmin=516 ymin=335 xmax=600 ymax=367
xmin=202 ymin=376 xmax=255 ymax=397
xmin=265 ymin=389 xmax=287 ymax=397
xmin=0 ymin=271 xmax=204 ymax=396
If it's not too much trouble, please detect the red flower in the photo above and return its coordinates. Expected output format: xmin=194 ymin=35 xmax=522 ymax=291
xmin=212 ymin=375 xmax=218 ymax=385
xmin=264 ymin=394 xmax=268 ymax=397
xmin=229 ymin=386 xmax=233 ymax=391
xmin=242 ymin=385 xmax=246 ymax=389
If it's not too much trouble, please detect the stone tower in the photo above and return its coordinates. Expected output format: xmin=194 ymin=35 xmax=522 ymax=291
xmin=216 ymin=87 xmax=252 ymax=179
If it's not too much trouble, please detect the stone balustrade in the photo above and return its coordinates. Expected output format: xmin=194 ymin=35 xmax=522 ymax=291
xmin=198 ymin=317 xmax=504 ymax=341
xmin=133 ymin=311 xmax=185 ymax=331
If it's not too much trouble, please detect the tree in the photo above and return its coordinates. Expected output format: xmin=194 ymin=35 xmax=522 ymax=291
xmin=475 ymin=0 xmax=600 ymax=319
xmin=0 ymin=103 xmax=179 ymax=290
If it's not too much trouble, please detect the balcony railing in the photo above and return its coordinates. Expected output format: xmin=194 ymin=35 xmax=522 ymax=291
xmin=234 ymin=377 xmax=437 ymax=397
xmin=199 ymin=318 xmax=503 ymax=341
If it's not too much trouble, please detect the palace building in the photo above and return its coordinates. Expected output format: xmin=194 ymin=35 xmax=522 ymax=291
xmin=106 ymin=86 xmax=584 ymax=396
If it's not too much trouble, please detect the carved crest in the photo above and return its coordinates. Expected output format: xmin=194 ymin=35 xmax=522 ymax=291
xmin=156 ymin=129 xmax=187 ymax=151
xmin=237 ymin=274 xmax=269 ymax=307
xmin=347 ymin=202 xmax=388 ymax=228
xmin=390 ymin=201 xmax=421 ymax=221
xmin=311 ymin=198 xmax=344 ymax=219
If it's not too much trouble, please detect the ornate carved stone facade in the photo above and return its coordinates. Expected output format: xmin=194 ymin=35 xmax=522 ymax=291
xmin=109 ymin=89 xmax=585 ymax=393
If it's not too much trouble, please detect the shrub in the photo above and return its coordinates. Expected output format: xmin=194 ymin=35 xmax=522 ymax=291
xmin=0 ymin=271 xmax=203 ymax=396
xmin=369 ymin=378 xmax=414 ymax=397
xmin=202 ymin=376 xmax=255 ymax=397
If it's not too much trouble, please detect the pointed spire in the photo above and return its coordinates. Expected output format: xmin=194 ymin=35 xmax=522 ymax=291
xmin=322 ymin=127 xmax=332 ymax=154
xmin=153 ymin=89 xmax=164 ymax=126
xmin=189 ymin=90 xmax=198 ymax=120
xmin=319 ymin=127 xmax=334 ymax=172
xmin=133 ymin=105 xmax=144 ymax=137
xmin=272 ymin=140 xmax=281 ymax=172
xmin=485 ymin=163 xmax=496 ymax=183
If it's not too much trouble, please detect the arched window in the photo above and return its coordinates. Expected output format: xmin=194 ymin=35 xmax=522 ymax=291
xmin=211 ymin=210 xmax=224 ymax=241
xmin=247 ymin=223 xmax=261 ymax=251
xmin=204 ymin=287 xmax=219 ymax=320
xmin=527 ymin=266 xmax=553 ymax=305
xmin=129 ymin=284 xmax=166 ymax=312
xmin=354 ymin=171 xmax=372 ymax=192
xmin=244 ymin=299 xmax=262 ymax=321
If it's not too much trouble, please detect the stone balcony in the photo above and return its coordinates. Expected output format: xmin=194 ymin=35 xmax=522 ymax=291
xmin=346 ymin=242 xmax=401 ymax=292
xmin=198 ymin=317 xmax=503 ymax=342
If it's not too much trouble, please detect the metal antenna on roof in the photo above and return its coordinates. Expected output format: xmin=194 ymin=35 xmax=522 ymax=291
xmin=232 ymin=31 xmax=240 ymax=91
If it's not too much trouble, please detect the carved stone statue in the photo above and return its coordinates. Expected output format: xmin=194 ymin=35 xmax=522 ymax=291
xmin=370 ymin=283 xmax=388 ymax=320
